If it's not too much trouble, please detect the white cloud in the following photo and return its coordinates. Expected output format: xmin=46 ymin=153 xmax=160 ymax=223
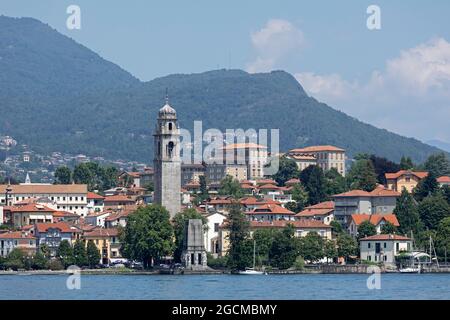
xmin=295 ymin=38 xmax=450 ymax=143
xmin=246 ymin=19 xmax=305 ymax=73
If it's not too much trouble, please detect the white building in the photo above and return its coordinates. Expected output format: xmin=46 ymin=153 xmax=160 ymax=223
xmin=0 ymin=231 xmax=36 ymax=257
xmin=204 ymin=212 xmax=226 ymax=257
xmin=0 ymin=184 xmax=88 ymax=216
xmin=85 ymin=211 xmax=111 ymax=227
xmin=359 ymin=234 xmax=412 ymax=266
xmin=87 ymin=192 xmax=105 ymax=213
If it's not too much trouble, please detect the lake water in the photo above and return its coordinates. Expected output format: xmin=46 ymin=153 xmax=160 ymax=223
xmin=0 ymin=274 xmax=449 ymax=300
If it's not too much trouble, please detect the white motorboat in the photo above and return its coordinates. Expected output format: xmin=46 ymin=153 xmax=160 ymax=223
xmin=399 ymin=267 xmax=420 ymax=273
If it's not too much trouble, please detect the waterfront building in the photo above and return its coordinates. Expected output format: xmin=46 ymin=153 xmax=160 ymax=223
xmin=153 ymin=98 xmax=181 ymax=218
xmin=0 ymin=230 xmax=36 ymax=257
xmin=82 ymin=228 xmax=121 ymax=265
xmin=34 ymin=222 xmax=80 ymax=256
xmin=11 ymin=203 xmax=55 ymax=228
xmin=204 ymin=211 xmax=227 ymax=257
xmin=359 ymin=234 xmax=412 ymax=266
xmin=385 ymin=170 xmax=428 ymax=192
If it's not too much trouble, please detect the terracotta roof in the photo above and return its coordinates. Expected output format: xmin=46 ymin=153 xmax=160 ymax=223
xmin=0 ymin=231 xmax=35 ymax=239
xmin=53 ymin=211 xmax=79 ymax=218
xmin=360 ymin=234 xmax=410 ymax=241
xmin=221 ymin=143 xmax=268 ymax=150
xmin=258 ymin=184 xmax=279 ymax=190
xmin=369 ymin=186 xmax=401 ymax=197
xmin=207 ymin=198 xmax=233 ymax=205
xmin=333 ymin=190 xmax=372 ymax=197
xmin=86 ymin=211 xmax=111 ymax=217
xmin=285 ymin=178 xmax=300 ymax=185
xmin=248 ymin=204 xmax=295 ymax=215
xmin=239 ymin=197 xmax=281 ymax=206
xmin=0 ymin=184 xmax=87 ymax=194
xmin=289 ymin=145 xmax=345 ymax=153
xmin=35 ymin=222 xmax=76 ymax=233
xmin=305 ymin=201 xmax=335 ymax=210
xmin=256 ymin=179 xmax=277 ymax=185
xmin=83 ymin=228 xmax=119 ymax=238
xmin=240 ymin=183 xmax=255 ymax=189
xmin=103 ymin=195 xmax=135 ymax=203
xmin=105 ymin=211 xmax=131 ymax=222
xmin=385 ymin=170 xmax=428 ymax=180
xmin=350 ymin=214 xmax=400 ymax=227
xmin=437 ymin=176 xmax=450 ymax=183
xmin=250 ymin=220 xmax=331 ymax=229
xmin=296 ymin=208 xmax=334 ymax=217
xmin=11 ymin=203 xmax=56 ymax=213
xmin=87 ymin=192 xmax=105 ymax=200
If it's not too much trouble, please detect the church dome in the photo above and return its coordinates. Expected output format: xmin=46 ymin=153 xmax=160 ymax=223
xmin=159 ymin=103 xmax=176 ymax=116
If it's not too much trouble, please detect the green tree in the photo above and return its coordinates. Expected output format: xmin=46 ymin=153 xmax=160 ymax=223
xmin=289 ymin=183 xmax=309 ymax=212
xmin=57 ymin=240 xmax=74 ymax=267
xmin=86 ymin=240 xmax=101 ymax=268
xmin=414 ymin=174 xmax=439 ymax=202
xmin=418 ymin=193 xmax=450 ymax=230
xmin=300 ymin=165 xmax=327 ymax=205
xmin=324 ymin=168 xmax=348 ymax=197
xmin=272 ymin=156 xmax=299 ymax=186
xmin=330 ymin=220 xmax=344 ymax=237
xmin=347 ymin=158 xmax=377 ymax=191
xmin=400 ymin=156 xmax=414 ymax=170
xmin=54 ymin=166 xmax=72 ymax=184
xmin=253 ymin=228 xmax=280 ymax=265
xmin=423 ymin=152 xmax=450 ymax=177
xmin=4 ymin=249 xmax=25 ymax=270
xmin=337 ymin=233 xmax=358 ymax=262
xmin=73 ymin=163 xmax=94 ymax=188
xmin=299 ymin=232 xmax=324 ymax=263
xmin=394 ymin=189 xmax=423 ymax=236
xmin=198 ymin=175 xmax=209 ymax=202
xmin=120 ymin=205 xmax=174 ymax=268
xmin=219 ymin=175 xmax=244 ymax=199
xmin=370 ymin=155 xmax=401 ymax=184
xmin=443 ymin=185 xmax=450 ymax=206
xmin=31 ymin=252 xmax=48 ymax=270
xmin=73 ymin=240 xmax=88 ymax=267
xmin=172 ymin=208 xmax=207 ymax=262
xmin=269 ymin=225 xmax=300 ymax=269
xmin=226 ymin=205 xmax=252 ymax=270
xmin=381 ymin=221 xmax=398 ymax=234
xmin=436 ymin=217 xmax=450 ymax=259
xmin=357 ymin=221 xmax=377 ymax=240
xmin=323 ymin=240 xmax=338 ymax=263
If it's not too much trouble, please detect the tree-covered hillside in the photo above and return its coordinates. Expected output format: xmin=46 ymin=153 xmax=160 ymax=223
xmin=0 ymin=16 xmax=444 ymax=163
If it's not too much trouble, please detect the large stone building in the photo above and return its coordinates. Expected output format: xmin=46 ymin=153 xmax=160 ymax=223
xmin=153 ymin=98 xmax=181 ymax=218
xmin=287 ymin=145 xmax=346 ymax=176
xmin=220 ymin=143 xmax=268 ymax=180
xmin=385 ymin=170 xmax=428 ymax=193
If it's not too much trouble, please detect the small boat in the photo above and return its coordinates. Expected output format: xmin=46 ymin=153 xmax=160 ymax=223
xmin=399 ymin=267 xmax=420 ymax=274
xmin=238 ymin=240 xmax=266 ymax=275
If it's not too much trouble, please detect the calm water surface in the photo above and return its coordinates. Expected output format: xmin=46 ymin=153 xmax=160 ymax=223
xmin=0 ymin=274 xmax=449 ymax=300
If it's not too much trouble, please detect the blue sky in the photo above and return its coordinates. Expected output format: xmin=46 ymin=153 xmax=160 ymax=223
xmin=1 ymin=0 xmax=450 ymax=145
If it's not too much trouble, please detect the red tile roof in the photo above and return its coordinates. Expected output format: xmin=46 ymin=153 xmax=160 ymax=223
xmin=0 ymin=231 xmax=35 ymax=239
xmin=437 ymin=176 xmax=450 ymax=183
xmin=103 ymin=195 xmax=135 ymax=203
xmin=87 ymin=192 xmax=105 ymax=200
xmin=305 ymin=201 xmax=335 ymax=210
xmin=285 ymin=178 xmax=300 ymax=185
xmin=35 ymin=222 xmax=76 ymax=233
xmin=258 ymin=184 xmax=279 ymax=190
xmin=334 ymin=187 xmax=400 ymax=198
xmin=250 ymin=220 xmax=331 ymax=229
xmin=83 ymin=228 xmax=119 ymax=238
xmin=256 ymin=179 xmax=277 ymax=185
xmin=385 ymin=170 xmax=428 ymax=180
xmin=239 ymin=197 xmax=281 ymax=206
xmin=248 ymin=204 xmax=295 ymax=215
xmin=296 ymin=208 xmax=334 ymax=217
xmin=360 ymin=234 xmax=410 ymax=241
xmin=289 ymin=145 xmax=345 ymax=153
xmin=333 ymin=190 xmax=372 ymax=197
xmin=11 ymin=203 xmax=56 ymax=213
xmin=350 ymin=214 xmax=400 ymax=227
xmin=53 ymin=211 xmax=79 ymax=218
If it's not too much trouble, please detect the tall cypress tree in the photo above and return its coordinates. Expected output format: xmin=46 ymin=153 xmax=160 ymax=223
xmin=226 ymin=204 xmax=252 ymax=270
xmin=394 ymin=189 xmax=422 ymax=236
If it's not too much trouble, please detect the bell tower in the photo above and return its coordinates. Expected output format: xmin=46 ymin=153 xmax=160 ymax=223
xmin=153 ymin=95 xmax=181 ymax=218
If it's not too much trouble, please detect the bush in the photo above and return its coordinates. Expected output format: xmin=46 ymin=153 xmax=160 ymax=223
xmin=48 ymin=259 xmax=64 ymax=271
xmin=293 ymin=256 xmax=305 ymax=270
xmin=207 ymin=254 xmax=228 ymax=269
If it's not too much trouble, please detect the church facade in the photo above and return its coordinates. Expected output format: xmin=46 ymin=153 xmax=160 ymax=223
xmin=153 ymin=98 xmax=181 ymax=218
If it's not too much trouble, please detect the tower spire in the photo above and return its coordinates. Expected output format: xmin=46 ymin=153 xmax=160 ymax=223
xmin=165 ymin=88 xmax=169 ymax=105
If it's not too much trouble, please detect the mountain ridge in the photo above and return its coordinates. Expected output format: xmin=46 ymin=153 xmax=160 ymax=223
xmin=0 ymin=16 xmax=445 ymax=164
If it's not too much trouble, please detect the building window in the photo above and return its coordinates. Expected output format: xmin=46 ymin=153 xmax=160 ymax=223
xmin=214 ymin=223 xmax=219 ymax=232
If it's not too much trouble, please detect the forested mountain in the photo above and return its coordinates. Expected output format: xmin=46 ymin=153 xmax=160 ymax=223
xmin=0 ymin=16 xmax=444 ymax=163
